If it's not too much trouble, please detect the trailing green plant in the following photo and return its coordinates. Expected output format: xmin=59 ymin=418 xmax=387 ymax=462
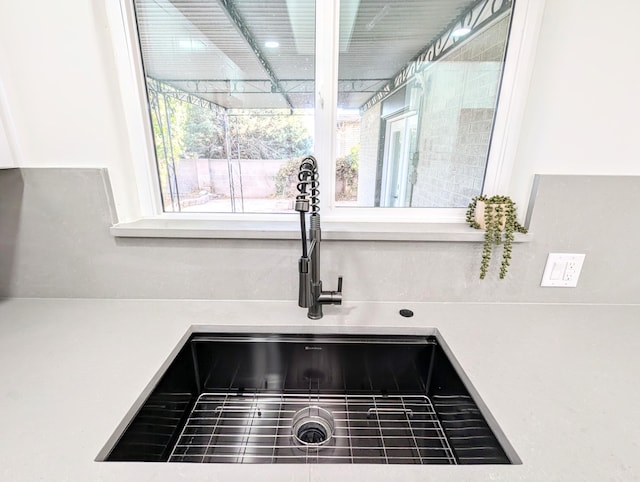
xmin=466 ymin=195 xmax=528 ymax=279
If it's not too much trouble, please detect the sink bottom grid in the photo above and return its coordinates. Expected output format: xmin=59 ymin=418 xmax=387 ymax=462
xmin=168 ymin=392 xmax=457 ymax=464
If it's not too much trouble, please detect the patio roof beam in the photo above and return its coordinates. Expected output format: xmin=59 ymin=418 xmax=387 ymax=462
xmin=216 ymin=0 xmax=295 ymax=112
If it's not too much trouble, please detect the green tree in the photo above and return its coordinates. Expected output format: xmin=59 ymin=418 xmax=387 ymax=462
xmin=182 ymin=104 xmax=225 ymax=159
xmin=149 ymin=92 xmax=187 ymax=208
xmin=181 ymin=107 xmax=312 ymax=160
xmin=150 ymin=98 xmax=314 ymax=205
xmin=335 ymin=145 xmax=359 ymax=200
xmin=228 ymin=110 xmax=312 ymax=159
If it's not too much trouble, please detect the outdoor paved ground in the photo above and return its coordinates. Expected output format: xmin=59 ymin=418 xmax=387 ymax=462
xmin=181 ymin=197 xmax=294 ymax=213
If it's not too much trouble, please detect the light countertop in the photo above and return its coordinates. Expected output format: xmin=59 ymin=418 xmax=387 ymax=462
xmin=0 ymin=298 xmax=638 ymax=481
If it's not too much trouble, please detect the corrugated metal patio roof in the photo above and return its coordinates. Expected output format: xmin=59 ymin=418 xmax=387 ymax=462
xmin=135 ymin=0 xmax=478 ymax=110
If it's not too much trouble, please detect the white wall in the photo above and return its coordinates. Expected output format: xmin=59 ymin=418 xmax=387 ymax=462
xmin=510 ymin=0 xmax=640 ymax=209
xmin=0 ymin=1 xmax=141 ymax=218
xmin=0 ymin=0 xmax=639 ymax=218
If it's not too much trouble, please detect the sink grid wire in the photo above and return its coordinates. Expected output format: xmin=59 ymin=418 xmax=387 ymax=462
xmin=431 ymin=394 xmax=509 ymax=464
xmin=168 ymin=392 xmax=457 ymax=464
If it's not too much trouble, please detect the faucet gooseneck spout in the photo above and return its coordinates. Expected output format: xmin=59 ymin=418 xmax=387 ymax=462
xmin=295 ymin=155 xmax=342 ymax=320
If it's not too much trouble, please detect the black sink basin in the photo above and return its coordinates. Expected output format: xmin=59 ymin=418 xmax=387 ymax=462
xmin=100 ymin=332 xmax=517 ymax=465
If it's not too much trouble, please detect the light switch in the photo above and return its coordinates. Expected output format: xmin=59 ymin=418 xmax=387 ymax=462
xmin=541 ymin=253 xmax=586 ymax=287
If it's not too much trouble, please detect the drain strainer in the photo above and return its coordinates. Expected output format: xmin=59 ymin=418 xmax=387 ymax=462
xmin=291 ymin=406 xmax=334 ymax=449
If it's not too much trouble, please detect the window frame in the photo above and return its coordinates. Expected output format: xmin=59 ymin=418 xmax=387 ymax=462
xmin=106 ymin=0 xmax=546 ymax=229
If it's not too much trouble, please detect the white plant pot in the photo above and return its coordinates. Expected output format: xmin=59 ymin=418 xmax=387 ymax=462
xmin=474 ymin=200 xmax=507 ymax=231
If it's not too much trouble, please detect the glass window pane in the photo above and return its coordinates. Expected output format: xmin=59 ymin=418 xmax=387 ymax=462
xmin=134 ymin=0 xmax=315 ymax=213
xmin=336 ymin=0 xmax=513 ymax=208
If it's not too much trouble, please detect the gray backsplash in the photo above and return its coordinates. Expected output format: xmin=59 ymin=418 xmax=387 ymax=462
xmin=1 ymin=168 xmax=639 ymax=304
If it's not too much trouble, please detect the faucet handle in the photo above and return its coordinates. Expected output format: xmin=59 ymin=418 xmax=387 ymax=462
xmin=331 ymin=276 xmax=343 ymax=305
xmin=317 ymin=276 xmax=343 ymax=306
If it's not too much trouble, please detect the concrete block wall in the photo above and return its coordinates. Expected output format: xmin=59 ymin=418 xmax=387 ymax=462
xmin=412 ymin=16 xmax=510 ymax=207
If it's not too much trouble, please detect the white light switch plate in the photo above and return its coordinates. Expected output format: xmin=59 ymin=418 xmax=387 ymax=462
xmin=541 ymin=253 xmax=586 ymax=287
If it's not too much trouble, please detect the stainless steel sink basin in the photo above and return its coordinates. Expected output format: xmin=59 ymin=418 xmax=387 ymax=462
xmin=99 ymin=332 xmax=518 ymax=465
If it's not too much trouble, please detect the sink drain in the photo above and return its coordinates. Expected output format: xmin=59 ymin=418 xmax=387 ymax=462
xmin=292 ymin=406 xmax=334 ymax=449
xmin=297 ymin=421 xmax=327 ymax=444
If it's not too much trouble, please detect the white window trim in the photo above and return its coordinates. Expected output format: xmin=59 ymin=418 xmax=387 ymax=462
xmin=106 ymin=0 xmax=163 ymax=219
xmin=106 ymin=0 xmax=546 ymax=238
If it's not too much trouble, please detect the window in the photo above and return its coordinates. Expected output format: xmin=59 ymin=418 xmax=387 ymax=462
xmin=341 ymin=6 xmax=513 ymax=209
xmin=113 ymin=0 xmax=543 ymax=223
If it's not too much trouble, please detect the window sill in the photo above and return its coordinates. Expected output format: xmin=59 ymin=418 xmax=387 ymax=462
xmin=110 ymin=218 xmax=532 ymax=242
